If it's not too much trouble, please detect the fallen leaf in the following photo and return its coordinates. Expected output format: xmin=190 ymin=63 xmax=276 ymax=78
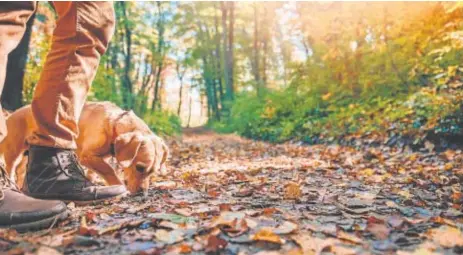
xmin=174 ymin=208 xmax=193 ymax=217
xmin=251 ymin=228 xmax=285 ymax=244
xmin=284 ymin=182 xmax=302 ymax=200
xmin=234 ymin=187 xmax=254 ymax=197
xmin=168 ymin=243 xmax=192 ymax=254
xmin=428 ymin=226 xmax=463 ymax=248
xmin=273 ymin=221 xmax=298 ymax=235
xmin=148 ymin=213 xmax=196 ymax=224
xmin=155 ymin=229 xmax=184 ymax=244
xmin=292 ymin=233 xmax=337 ymax=254
xmin=35 ymin=246 xmax=62 ymax=255
xmin=205 ymin=234 xmax=227 ymax=253
xmin=367 ymin=217 xmax=390 ymax=240
xmin=336 ymin=229 xmax=362 ymax=245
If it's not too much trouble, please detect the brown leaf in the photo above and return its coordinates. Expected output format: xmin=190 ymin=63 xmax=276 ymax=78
xmin=205 ymin=234 xmax=227 ymax=253
xmin=221 ymin=218 xmax=249 ymax=237
xmin=85 ymin=211 xmax=98 ymax=223
xmin=292 ymin=233 xmax=338 ymax=255
xmin=234 ymin=187 xmax=254 ymax=197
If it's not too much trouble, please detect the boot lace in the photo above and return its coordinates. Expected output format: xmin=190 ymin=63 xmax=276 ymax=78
xmin=59 ymin=151 xmax=93 ymax=190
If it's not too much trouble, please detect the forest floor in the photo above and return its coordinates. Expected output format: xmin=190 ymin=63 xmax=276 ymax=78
xmin=1 ymin=127 xmax=463 ymax=255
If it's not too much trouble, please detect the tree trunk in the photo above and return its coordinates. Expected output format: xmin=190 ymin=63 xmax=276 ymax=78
xmin=202 ymin=56 xmax=220 ymax=121
xmin=187 ymin=92 xmax=192 ymax=128
xmin=227 ymin=2 xmax=235 ymax=100
xmin=1 ymin=13 xmax=35 ymax=111
xmin=151 ymin=1 xmax=165 ymax=112
xmin=221 ymin=2 xmax=230 ymax=103
xmin=252 ymin=3 xmax=261 ymax=96
xmin=214 ymin=2 xmax=224 ymax=104
xmin=176 ymin=63 xmax=185 ymax=116
xmin=177 ymin=82 xmax=183 ymax=116
xmin=120 ymin=2 xmax=133 ymax=110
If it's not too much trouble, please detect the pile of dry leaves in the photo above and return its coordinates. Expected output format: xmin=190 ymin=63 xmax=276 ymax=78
xmin=0 ymin=128 xmax=462 ymax=255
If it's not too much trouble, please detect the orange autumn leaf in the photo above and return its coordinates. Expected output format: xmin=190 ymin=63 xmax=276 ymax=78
xmin=251 ymin=228 xmax=285 ymax=244
xmin=284 ymin=182 xmax=302 ymax=200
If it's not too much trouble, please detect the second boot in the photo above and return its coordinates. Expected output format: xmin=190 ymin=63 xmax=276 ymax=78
xmin=23 ymin=145 xmax=126 ymax=205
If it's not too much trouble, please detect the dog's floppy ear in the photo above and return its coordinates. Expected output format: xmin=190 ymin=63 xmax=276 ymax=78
xmin=114 ymin=132 xmax=143 ymax=168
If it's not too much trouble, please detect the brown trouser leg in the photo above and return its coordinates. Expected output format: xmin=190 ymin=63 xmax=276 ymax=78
xmin=0 ymin=2 xmax=115 ymax=149
xmin=28 ymin=1 xmax=115 ymax=149
xmin=0 ymin=2 xmax=36 ymax=143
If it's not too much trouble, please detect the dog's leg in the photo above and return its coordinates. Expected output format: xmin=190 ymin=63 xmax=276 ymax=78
xmin=85 ymin=168 xmax=101 ymax=184
xmin=3 ymin=144 xmax=26 ymax=183
xmin=80 ymin=155 xmax=123 ymax=185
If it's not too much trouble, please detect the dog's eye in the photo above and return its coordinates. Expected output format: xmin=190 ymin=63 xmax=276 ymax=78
xmin=136 ymin=164 xmax=146 ymax=173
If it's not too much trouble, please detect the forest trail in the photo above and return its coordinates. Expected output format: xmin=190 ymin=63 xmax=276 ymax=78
xmin=1 ymin=129 xmax=463 ymax=255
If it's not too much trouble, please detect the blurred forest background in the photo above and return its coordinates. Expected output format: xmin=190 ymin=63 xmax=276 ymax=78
xmin=1 ymin=2 xmax=462 ymax=148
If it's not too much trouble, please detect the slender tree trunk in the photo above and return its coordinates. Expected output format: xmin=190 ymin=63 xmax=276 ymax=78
xmin=262 ymin=39 xmax=268 ymax=86
xmin=176 ymin=62 xmax=185 ymax=116
xmin=177 ymin=82 xmax=183 ymax=116
xmin=202 ymin=56 xmax=220 ymax=121
xmin=252 ymin=3 xmax=261 ymax=96
xmin=151 ymin=1 xmax=165 ymax=112
xmin=261 ymin=6 xmax=269 ymax=86
xmin=221 ymin=1 xmax=230 ymax=103
xmin=227 ymin=2 xmax=235 ymax=100
xmin=1 ymin=13 xmax=35 ymax=110
xmin=187 ymin=93 xmax=192 ymax=128
xmin=120 ymin=2 xmax=133 ymax=109
xmin=214 ymin=2 xmax=224 ymax=103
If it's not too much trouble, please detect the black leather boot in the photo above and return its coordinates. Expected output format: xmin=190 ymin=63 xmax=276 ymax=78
xmin=0 ymin=165 xmax=68 ymax=232
xmin=23 ymin=146 xmax=126 ymax=205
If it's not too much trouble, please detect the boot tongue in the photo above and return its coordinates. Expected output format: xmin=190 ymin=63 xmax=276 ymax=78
xmin=60 ymin=151 xmax=91 ymax=184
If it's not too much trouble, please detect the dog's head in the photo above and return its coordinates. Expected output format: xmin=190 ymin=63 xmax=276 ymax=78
xmin=114 ymin=132 xmax=169 ymax=195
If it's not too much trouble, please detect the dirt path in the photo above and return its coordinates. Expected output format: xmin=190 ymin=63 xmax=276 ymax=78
xmin=1 ymin=128 xmax=463 ymax=254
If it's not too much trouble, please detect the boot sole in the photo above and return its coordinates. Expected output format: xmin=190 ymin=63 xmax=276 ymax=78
xmin=63 ymin=192 xmax=127 ymax=206
xmin=3 ymin=210 xmax=69 ymax=233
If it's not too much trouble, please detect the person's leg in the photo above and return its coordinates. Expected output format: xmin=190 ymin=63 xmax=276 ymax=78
xmin=0 ymin=2 xmax=36 ymax=142
xmin=23 ymin=1 xmax=126 ymax=203
xmin=27 ymin=1 xmax=115 ymax=148
xmin=0 ymin=1 xmax=68 ymax=232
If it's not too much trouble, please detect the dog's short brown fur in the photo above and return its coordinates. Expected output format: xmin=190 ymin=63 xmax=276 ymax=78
xmin=0 ymin=101 xmax=169 ymax=194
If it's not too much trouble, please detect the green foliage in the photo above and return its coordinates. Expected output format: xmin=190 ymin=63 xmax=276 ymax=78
xmin=87 ymin=61 xmax=122 ymax=106
xmin=143 ymin=110 xmax=182 ymax=137
xmin=213 ymin=3 xmax=463 ymax=144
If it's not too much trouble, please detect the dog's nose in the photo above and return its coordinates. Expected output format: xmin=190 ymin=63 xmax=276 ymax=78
xmin=129 ymin=188 xmax=148 ymax=199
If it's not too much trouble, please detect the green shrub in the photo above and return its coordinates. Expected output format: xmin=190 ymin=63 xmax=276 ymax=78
xmin=143 ymin=111 xmax=182 ymax=137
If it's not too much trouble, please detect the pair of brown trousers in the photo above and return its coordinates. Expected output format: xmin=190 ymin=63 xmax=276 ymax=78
xmin=0 ymin=1 xmax=114 ymax=149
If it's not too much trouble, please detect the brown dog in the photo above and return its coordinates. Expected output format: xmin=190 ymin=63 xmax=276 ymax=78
xmin=0 ymin=101 xmax=169 ymax=194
